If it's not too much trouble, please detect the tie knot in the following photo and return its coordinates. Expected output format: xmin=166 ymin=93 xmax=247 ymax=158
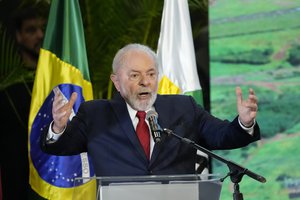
xmin=136 ymin=111 xmax=146 ymax=120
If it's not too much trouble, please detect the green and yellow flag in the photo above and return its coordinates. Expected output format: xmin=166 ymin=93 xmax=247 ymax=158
xmin=28 ymin=0 xmax=95 ymax=199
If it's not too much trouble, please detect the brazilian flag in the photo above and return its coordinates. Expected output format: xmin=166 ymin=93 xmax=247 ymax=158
xmin=28 ymin=0 xmax=95 ymax=199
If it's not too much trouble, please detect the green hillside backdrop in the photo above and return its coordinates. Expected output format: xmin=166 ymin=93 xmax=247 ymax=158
xmin=209 ymin=0 xmax=300 ymax=199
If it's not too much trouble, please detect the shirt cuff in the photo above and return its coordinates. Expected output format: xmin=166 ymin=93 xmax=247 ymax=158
xmin=238 ymin=117 xmax=256 ymax=136
xmin=46 ymin=121 xmax=65 ymax=143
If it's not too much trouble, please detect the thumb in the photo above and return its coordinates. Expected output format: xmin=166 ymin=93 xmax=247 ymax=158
xmin=236 ymin=86 xmax=243 ymax=105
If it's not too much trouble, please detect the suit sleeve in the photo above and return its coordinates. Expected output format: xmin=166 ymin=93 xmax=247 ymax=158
xmin=40 ymin=103 xmax=89 ymax=155
xmin=188 ymin=96 xmax=261 ymax=150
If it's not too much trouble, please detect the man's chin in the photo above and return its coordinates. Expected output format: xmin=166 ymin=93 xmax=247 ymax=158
xmin=129 ymin=99 xmax=151 ymax=111
xmin=137 ymin=95 xmax=157 ymax=110
xmin=125 ymin=93 xmax=157 ymax=111
xmin=20 ymin=45 xmax=40 ymax=58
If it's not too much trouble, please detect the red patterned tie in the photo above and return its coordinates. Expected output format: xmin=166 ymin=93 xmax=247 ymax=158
xmin=136 ymin=111 xmax=150 ymax=159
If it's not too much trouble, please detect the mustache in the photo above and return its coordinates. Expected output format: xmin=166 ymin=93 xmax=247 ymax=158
xmin=137 ymin=89 xmax=152 ymax=94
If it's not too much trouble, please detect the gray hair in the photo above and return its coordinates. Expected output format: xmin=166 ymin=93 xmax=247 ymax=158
xmin=112 ymin=43 xmax=159 ymax=73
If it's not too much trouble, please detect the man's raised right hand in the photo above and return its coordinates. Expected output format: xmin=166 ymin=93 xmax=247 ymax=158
xmin=52 ymin=87 xmax=77 ymax=133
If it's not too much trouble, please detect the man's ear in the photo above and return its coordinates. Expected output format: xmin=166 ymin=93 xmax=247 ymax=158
xmin=110 ymin=74 xmax=120 ymax=92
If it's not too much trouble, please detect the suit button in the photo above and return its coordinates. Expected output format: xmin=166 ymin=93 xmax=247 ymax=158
xmin=149 ymin=170 xmax=153 ymax=175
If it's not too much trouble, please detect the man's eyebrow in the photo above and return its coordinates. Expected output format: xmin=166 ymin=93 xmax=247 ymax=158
xmin=129 ymin=69 xmax=140 ymax=73
xmin=147 ymin=68 xmax=157 ymax=73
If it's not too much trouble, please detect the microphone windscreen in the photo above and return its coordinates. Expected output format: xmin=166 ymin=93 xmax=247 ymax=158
xmin=146 ymin=110 xmax=158 ymax=120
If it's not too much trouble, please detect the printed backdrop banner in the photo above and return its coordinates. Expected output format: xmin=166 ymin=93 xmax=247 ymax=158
xmin=209 ymin=0 xmax=300 ymax=199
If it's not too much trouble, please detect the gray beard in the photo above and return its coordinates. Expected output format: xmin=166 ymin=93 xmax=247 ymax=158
xmin=127 ymin=93 xmax=157 ymax=111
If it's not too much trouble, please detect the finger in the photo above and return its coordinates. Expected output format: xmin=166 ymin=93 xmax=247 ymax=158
xmin=235 ymin=86 xmax=243 ymax=105
xmin=248 ymin=89 xmax=258 ymax=104
xmin=56 ymin=93 xmax=77 ymax=116
xmin=249 ymin=88 xmax=255 ymax=95
xmin=53 ymin=96 xmax=66 ymax=113
xmin=53 ymin=86 xmax=60 ymax=96
xmin=53 ymin=110 xmax=67 ymax=120
xmin=53 ymin=88 xmax=63 ymax=106
xmin=249 ymin=95 xmax=258 ymax=104
xmin=53 ymin=94 xmax=64 ymax=105
xmin=248 ymin=102 xmax=258 ymax=111
xmin=250 ymin=111 xmax=257 ymax=119
xmin=68 ymin=92 xmax=78 ymax=108
xmin=53 ymin=89 xmax=60 ymax=101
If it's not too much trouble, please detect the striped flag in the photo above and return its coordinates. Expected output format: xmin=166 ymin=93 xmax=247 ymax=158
xmin=157 ymin=0 xmax=208 ymax=173
xmin=28 ymin=0 xmax=95 ymax=199
xmin=157 ymin=0 xmax=203 ymax=105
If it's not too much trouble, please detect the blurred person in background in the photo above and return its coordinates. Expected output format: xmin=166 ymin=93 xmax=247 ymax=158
xmin=0 ymin=1 xmax=49 ymax=199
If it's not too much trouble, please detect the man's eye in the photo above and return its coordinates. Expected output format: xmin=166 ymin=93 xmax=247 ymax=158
xmin=148 ymin=72 xmax=157 ymax=78
xmin=130 ymin=74 xmax=140 ymax=80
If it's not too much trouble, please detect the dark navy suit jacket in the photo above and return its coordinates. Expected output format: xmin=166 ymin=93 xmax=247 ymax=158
xmin=40 ymin=93 xmax=260 ymax=176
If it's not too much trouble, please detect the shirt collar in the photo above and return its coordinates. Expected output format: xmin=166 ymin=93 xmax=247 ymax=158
xmin=126 ymin=103 xmax=154 ymax=120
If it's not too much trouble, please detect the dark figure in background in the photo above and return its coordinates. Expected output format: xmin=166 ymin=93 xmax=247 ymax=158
xmin=0 ymin=1 xmax=49 ymax=199
xmin=13 ymin=1 xmax=47 ymax=68
xmin=40 ymin=43 xmax=260 ymax=177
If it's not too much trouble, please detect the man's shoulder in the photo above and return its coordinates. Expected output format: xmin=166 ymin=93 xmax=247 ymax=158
xmin=156 ymin=94 xmax=197 ymax=109
xmin=157 ymin=94 xmax=193 ymax=101
xmin=80 ymin=99 xmax=111 ymax=110
xmin=82 ymin=99 xmax=109 ymax=105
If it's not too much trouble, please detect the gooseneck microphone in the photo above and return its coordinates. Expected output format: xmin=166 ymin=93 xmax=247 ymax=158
xmin=146 ymin=110 xmax=162 ymax=143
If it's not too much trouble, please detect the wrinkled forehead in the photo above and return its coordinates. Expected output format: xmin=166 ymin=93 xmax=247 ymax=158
xmin=118 ymin=50 xmax=157 ymax=72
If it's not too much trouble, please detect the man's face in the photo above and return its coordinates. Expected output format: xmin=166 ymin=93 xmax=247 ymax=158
xmin=111 ymin=51 xmax=158 ymax=111
xmin=16 ymin=17 xmax=46 ymax=56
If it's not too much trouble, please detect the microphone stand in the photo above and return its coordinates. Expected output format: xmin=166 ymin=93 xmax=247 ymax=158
xmin=162 ymin=128 xmax=266 ymax=200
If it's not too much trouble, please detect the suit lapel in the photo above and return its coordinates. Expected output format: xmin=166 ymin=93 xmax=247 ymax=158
xmin=150 ymin=95 xmax=179 ymax=165
xmin=110 ymin=93 xmax=149 ymax=162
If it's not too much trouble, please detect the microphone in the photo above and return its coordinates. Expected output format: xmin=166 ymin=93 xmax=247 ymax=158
xmin=146 ymin=110 xmax=162 ymax=143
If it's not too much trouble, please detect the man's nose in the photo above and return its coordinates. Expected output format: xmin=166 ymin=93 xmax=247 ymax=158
xmin=139 ymin=75 xmax=150 ymax=86
xmin=36 ymin=28 xmax=44 ymax=39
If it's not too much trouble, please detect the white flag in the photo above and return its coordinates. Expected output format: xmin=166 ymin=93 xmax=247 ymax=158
xmin=157 ymin=0 xmax=202 ymax=105
xmin=157 ymin=0 xmax=207 ymax=173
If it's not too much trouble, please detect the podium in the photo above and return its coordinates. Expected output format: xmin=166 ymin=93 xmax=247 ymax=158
xmin=73 ymin=174 xmax=222 ymax=200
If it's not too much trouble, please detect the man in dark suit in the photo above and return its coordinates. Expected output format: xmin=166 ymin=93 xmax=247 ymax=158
xmin=40 ymin=43 xmax=260 ymax=176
